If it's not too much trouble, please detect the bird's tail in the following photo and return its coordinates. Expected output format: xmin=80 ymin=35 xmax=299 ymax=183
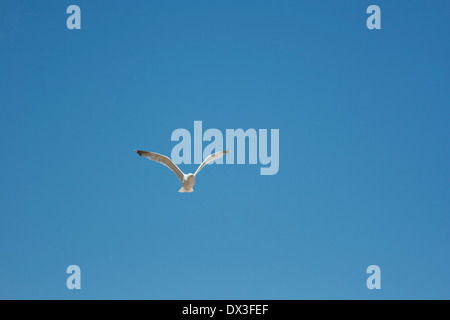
xmin=178 ymin=187 xmax=194 ymax=193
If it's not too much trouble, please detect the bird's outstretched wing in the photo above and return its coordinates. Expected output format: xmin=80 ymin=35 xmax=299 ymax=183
xmin=194 ymin=150 xmax=229 ymax=176
xmin=135 ymin=150 xmax=185 ymax=181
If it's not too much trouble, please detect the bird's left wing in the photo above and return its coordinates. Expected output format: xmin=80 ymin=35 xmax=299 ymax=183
xmin=194 ymin=150 xmax=229 ymax=176
xmin=135 ymin=150 xmax=185 ymax=181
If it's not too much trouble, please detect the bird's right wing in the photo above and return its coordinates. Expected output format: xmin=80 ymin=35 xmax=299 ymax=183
xmin=194 ymin=150 xmax=229 ymax=176
xmin=135 ymin=150 xmax=184 ymax=181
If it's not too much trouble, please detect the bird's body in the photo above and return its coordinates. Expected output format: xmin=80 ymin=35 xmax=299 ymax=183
xmin=135 ymin=150 xmax=229 ymax=193
xmin=180 ymin=173 xmax=196 ymax=193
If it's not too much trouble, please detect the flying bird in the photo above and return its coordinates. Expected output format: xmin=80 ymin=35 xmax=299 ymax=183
xmin=135 ymin=150 xmax=229 ymax=193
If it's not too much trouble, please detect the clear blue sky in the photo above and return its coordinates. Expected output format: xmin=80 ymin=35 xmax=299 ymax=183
xmin=0 ymin=0 xmax=449 ymax=299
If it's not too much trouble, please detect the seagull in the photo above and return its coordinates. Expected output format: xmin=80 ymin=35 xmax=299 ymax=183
xmin=135 ymin=150 xmax=229 ymax=193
